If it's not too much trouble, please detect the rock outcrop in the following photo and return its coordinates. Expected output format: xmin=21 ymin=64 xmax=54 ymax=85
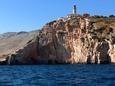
xmin=0 ymin=15 xmax=115 ymax=64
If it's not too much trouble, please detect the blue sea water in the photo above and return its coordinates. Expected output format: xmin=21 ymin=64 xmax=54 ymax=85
xmin=0 ymin=64 xmax=115 ymax=86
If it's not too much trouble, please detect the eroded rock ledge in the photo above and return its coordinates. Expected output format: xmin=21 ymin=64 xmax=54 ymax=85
xmin=0 ymin=15 xmax=115 ymax=64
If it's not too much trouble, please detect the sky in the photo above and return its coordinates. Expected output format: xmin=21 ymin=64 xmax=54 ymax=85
xmin=0 ymin=0 xmax=115 ymax=33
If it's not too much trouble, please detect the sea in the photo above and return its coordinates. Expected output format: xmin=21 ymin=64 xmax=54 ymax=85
xmin=0 ymin=64 xmax=115 ymax=86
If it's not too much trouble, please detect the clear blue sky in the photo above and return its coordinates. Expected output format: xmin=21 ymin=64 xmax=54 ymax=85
xmin=0 ymin=0 xmax=115 ymax=33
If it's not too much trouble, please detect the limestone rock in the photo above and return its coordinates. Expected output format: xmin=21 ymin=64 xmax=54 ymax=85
xmin=0 ymin=15 xmax=115 ymax=64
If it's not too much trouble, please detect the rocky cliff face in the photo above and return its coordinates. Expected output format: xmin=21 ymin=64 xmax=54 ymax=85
xmin=0 ymin=15 xmax=115 ymax=64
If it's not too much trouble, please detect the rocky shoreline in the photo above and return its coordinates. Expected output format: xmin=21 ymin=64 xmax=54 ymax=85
xmin=0 ymin=15 xmax=115 ymax=65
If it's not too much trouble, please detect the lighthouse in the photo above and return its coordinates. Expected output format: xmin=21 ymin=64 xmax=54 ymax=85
xmin=73 ymin=5 xmax=77 ymax=15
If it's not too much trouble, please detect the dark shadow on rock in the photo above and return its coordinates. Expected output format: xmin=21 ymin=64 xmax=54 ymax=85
xmin=97 ymin=41 xmax=111 ymax=64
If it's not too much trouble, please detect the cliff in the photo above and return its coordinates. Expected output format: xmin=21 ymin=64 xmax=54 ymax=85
xmin=0 ymin=15 xmax=115 ymax=64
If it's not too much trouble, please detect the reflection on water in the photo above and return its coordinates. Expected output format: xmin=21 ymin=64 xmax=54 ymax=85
xmin=0 ymin=64 xmax=115 ymax=86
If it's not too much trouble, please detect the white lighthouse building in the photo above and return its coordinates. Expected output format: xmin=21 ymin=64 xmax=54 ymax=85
xmin=73 ymin=4 xmax=77 ymax=15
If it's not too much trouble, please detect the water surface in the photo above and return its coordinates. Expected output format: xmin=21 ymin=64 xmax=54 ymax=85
xmin=0 ymin=64 xmax=115 ymax=86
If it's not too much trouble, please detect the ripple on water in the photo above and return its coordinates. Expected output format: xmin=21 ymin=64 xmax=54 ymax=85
xmin=0 ymin=64 xmax=114 ymax=86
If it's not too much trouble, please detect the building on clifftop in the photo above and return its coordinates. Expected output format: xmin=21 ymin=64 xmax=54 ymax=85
xmin=73 ymin=4 xmax=77 ymax=15
xmin=66 ymin=4 xmax=77 ymax=19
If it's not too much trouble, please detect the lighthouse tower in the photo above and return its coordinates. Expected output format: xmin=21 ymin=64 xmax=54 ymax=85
xmin=73 ymin=4 xmax=77 ymax=15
